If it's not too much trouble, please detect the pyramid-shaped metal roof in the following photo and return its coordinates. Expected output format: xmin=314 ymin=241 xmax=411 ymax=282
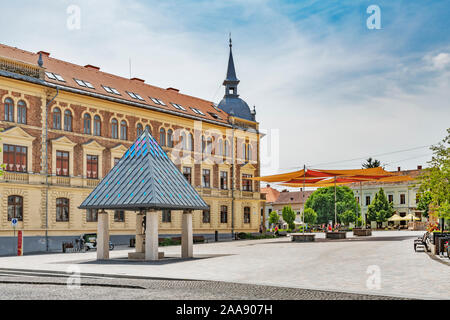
xmin=79 ymin=130 xmax=209 ymax=211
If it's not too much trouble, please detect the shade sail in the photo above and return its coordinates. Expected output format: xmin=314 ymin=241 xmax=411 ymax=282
xmin=79 ymin=130 xmax=209 ymax=211
xmin=253 ymin=167 xmax=397 ymax=183
xmin=250 ymin=169 xmax=305 ymax=182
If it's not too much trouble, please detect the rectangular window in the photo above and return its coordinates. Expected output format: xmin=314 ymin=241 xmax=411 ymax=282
xmin=3 ymin=144 xmax=27 ymax=172
xmin=400 ymin=194 xmax=406 ymax=204
xmin=8 ymin=196 xmax=23 ymax=221
xmin=242 ymin=174 xmax=253 ymax=191
xmin=388 ymin=194 xmax=394 ymax=203
xmin=202 ymin=210 xmax=210 ymax=223
xmin=365 ymin=196 xmax=371 ymax=206
xmin=86 ymin=209 xmax=98 ymax=222
xmin=162 ymin=209 xmax=171 ymax=223
xmin=56 ymin=198 xmax=70 ymax=222
xmin=114 ymin=157 xmax=120 ymax=166
xmin=56 ymin=151 xmax=69 ymax=176
xmin=114 ymin=210 xmax=125 ymax=222
xmin=86 ymin=155 xmax=98 ymax=179
xmin=244 ymin=207 xmax=251 ymax=224
xmin=220 ymin=205 xmax=228 ymax=223
xmin=220 ymin=171 xmax=228 ymax=190
xmin=183 ymin=167 xmax=192 ymax=184
xmin=202 ymin=169 xmax=210 ymax=188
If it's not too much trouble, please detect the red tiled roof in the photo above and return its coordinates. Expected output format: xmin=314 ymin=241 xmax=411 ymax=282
xmin=260 ymin=185 xmax=280 ymax=203
xmin=273 ymin=190 xmax=314 ymax=205
xmin=0 ymin=43 xmax=229 ymax=124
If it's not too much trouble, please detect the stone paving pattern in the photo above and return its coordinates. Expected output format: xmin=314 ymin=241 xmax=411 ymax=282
xmin=0 ymin=231 xmax=448 ymax=299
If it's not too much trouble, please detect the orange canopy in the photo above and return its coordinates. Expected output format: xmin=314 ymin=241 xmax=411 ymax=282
xmin=250 ymin=169 xmax=305 ymax=182
xmin=255 ymin=167 xmax=412 ymax=188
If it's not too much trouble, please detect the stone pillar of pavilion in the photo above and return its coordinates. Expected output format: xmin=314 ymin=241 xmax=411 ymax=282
xmin=181 ymin=210 xmax=193 ymax=258
xmin=97 ymin=209 xmax=109 ymax=260
xmin=135 ymin=210 xmax=145 ymax=253
xmin=145 ymin=210 xmax=159 ymax=261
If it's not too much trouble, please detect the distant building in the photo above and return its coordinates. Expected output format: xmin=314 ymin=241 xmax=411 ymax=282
xmin=348 ymin=166 xmax=425 ymax=229
xmin=260 ymin=184 xmax=280 ymax=229
xmin=272 ymin=189 xmax=314 ymax=228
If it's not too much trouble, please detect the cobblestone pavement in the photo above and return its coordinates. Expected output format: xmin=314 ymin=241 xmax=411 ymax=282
xmin=0 ymin=271 xmax=406 ymax=300
xmin=0 ymin=231 xmax=448 ymax=299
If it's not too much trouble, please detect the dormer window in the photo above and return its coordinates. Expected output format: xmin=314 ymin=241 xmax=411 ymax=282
xmin=170 ymin=102 xmax=186 ymax=111
xmin=74 ymin=78 xmax=94 ymax=89
xmin=150 ymin=97 xmax=166 ymax=105
xmin=45 ymin=72 xmax=65 ymax=82
xmin=102 ymin=85 xmax=120 ymax=95
xmin=126 ymin=91 xmax=145 ymax=101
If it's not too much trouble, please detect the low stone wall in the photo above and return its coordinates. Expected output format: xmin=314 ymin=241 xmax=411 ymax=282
xmin=353 ymin=229 xmax=372 ymax=236
xmin=291 ymin=233 xmax=315 ymax=242
xmin=325 ymin=231 xmax=347 ymax=239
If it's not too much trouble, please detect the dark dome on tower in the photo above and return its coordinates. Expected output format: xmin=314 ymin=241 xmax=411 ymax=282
xmin=217 ymin=38 xmax=255 ymax=122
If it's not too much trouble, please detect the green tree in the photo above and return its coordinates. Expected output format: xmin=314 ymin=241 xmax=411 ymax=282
xmin=268 ymin=211 xmax=279 ymax=226
xmin=305 ymin=186 xmax=359 ymax=224
xmin=339 ymin=209 xmax=357 ymax=226
xmin=418 ymin=128 xmax=450 ymax=220
xmin=281 ymin=206 xmax=296 ymax=230
xmin=417 ymin=191 xmax=432 ymax=218
xmin=303 ymin=207 xmax=317 ymax=225
xmin=362 ymin=157 xmax=381 ymax=168
xmin=367 ymin=188 xmax=395 ymax=228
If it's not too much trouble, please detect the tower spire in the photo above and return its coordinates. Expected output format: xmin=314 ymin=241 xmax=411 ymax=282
xmin=223 ymin=35 xmax=239 ymax=95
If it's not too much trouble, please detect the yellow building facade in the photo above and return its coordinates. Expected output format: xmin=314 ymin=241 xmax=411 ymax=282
xmin=0 ymin=42 xmax=263 ymax=253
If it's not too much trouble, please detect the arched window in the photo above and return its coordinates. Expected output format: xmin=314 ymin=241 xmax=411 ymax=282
xmin=201 ymin=135 xmax=206 ymax=154
xmin=111 ymin=118 xmax=118 ymax=139
xmin=145 ymin=125 xmax=151 ymax=134
xmin=83 ymin=113 xmax=91 ymax=134
xmin=64 ymin=110 xmax=72 ymax=131
xmin=180 ymin=132 xmax=186 ymax=150
xmin=218 ymin=139 xmax=223 ymax=156
xmin=224 ymin=140 xmax=229 ymax=157
xmin=136 ymin=123 xmax=143 ymax=136
xmin=188 ymin=133 xmax=194 ymax=151
xmin=56 ymin=198 xmax=70 ymax=222
xmin=8 ymin=195 xmax=23 ymax=221
xmin=167 ymin=129 xmax=173 ymax=148
xmin=206 ymin=137 xmax=212 ymax=155
xmin=17 ymin=100 xmax=26 ymax=124
xmin=159 ymin=128 xmax=166 ymax=146
xmin=4 ymin=98 xmax=14 ymax=122
xmin=94 ymin=115 xmax=101 ymax=136
xmin=53 ymin=107 xmax=61 ymax=129
xmin=120 ymin=120 xmax=128 ymax=140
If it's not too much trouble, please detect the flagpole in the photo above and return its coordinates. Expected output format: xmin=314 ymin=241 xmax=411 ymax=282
xmin=334 ymin=177 xmax=337 ymax=229
xmin=303 ymin=164 xmax=306 ymax=235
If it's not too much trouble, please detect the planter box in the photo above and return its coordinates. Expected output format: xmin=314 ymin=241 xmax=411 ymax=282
xmin=353 ymin=229 xmax=372 ymax=236
xmin=291 ymin=233 xmax=315 ymax=242
xmin=326 ymin=231 xmax=347 ymax=239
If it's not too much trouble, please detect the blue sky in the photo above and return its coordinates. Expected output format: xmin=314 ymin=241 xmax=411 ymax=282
xmin=1 ymin=0 xmax=449 ymax=175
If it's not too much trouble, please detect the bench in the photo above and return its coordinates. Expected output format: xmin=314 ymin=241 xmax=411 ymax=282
xmin=414 ymin=232 xmax=429 ymax=252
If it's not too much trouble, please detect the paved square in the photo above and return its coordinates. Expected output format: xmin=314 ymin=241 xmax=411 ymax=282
xmin=0 ymin=231 xmax=448 ymax=299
